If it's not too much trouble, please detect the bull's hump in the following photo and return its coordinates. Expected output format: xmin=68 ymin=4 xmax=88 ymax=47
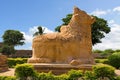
xmin=46 ymin=33 xmax=58 ymax=40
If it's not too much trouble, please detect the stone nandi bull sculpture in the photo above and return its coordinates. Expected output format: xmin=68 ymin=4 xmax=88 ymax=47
xmin=28 ymin=7 xmax=95 ymax=65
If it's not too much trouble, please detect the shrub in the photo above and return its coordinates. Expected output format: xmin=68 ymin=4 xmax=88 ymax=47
xmin=15 ymin=63 xmax=37 ymax=80
xmin=67 ymin=69 xmax=83 ymax=80
xmin=108 ymin=52 xmax=120 ymax=69
xmin=37 ymin=72 xmax=55 ymax=80
xmin=95 ymin=59 xmax=109 ymax=64
xmin=115 ymin=76 xmax=120 ymax=80
xmin=84 ymin=71 xmax=96 ymax=80
xmin=93 ymin=64 xmax=115 ymax=79
xmin=0 ymin=45 xmax=15 ymax=55
xmin=0 ymin=76 xmax=16 ymax=80
xmin=93 ymin=49 xmax=103 ymax=53
xmin=7 ymin=58 xmax=27 ymax=68
xmin=55 ymin=74 xmax=69 ymax=80
xmin=115 ymin=49 xmax=120 ymax=52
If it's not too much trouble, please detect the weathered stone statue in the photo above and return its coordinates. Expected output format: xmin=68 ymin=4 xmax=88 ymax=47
xmin=28 ymin=7 xmax=95 ymax=66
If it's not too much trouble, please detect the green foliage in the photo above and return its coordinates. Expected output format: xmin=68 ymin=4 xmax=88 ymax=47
xmin=55 ymin=74 xmax=69 ymax=80
xmin=108 ymin=52 xmax=120 ymax=69
xmin=37 ymin=70 xmax=83 ymax=80
xmin=101 ymin=49 xmax=114 ymax=56
xmin=115 ymin=49 xmax=120 ymax=52
xmin=84 ymin=71 xmax=96 ymax=80
xmin=93 ymin=49 xmax=116 ymax=59
xmin=104 ymin=49 xmax=115 ymax=53
xmin=2 ymin=30 xmax=25 ymax=46
xmin=115 ymin=76 xmax=120 ymax=80
xmin=37 ymin=72 xmax=55 ymax=80
xmin=55 ymin=14 xmax=110 ymax=45
xmin=2 ymin=67 xmax=119 ymax=80
xmin=0 ymin=45 xmax=15 ymax=55
xmin=55 ymin=25 xmax=61 ymax=32
xmin=93 ymin=64 xmax=115 ymax=79
xmin=15 ymin=64 xmax=37 ymax=80
xmin=62 ymin=14 xmax=72 ymax=25
xmin=0 ymin=76 xmax=16 ymax=80
xmin=67 ymin=69 xmax=83 ymax=80
xmin=33 ymin=26 xmax=45 ymax=36
xmin=0 ymin=48 xmax=2 ymax=53
xmin=91 ymin=16 xmax=110 ymax=45
xmin=93 ymin=49 xmax=103 ymax=53
xmin=7 ymin=58 xmax=27 ymax=68
xmin=95 ymin=59 xmax=109 ymax=64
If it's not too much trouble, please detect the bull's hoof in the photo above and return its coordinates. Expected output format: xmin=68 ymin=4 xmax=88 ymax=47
xmin=70 ymin=60 xmax=82 ymax=66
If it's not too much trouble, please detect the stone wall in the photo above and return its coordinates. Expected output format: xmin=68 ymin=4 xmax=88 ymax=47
xmin=0 ymin=54 xmax=8 ymax=72
xmin=10 ymin=50 xmax=32 ymax=58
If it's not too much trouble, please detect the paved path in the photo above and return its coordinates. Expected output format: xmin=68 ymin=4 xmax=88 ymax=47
xmin=115 ymin=70 xmax=120 ymax=76
xmin=0 ymin=68 xmax=15 ymax=76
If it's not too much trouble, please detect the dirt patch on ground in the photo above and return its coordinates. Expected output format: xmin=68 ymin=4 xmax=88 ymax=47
xmin=115 ymin=70 xmax=120 ymax=76
xmin=0 ymin=68 xmax=15 ymax=76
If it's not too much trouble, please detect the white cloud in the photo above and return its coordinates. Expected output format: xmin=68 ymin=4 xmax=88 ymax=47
xmin=29 ymin=26 xmax=38 ymax=35
xmin=29 ymin=26 xmax=53 ymax=35
xmin=42 ymin=27 xmax=54 ymax=33
xmin=21 ymin=32 xmax=33 ymax=43
xmin=91 ymin=9 xmax=110 ymax=16
xmin=92 ymin=7 xmax=120 ymax=50
xmin=108 ymin=20 xmax=115 ymax=24
xmin=93 ymin=23 xmax=120 ymax=50
xmin=113 ymin=6 xmax=120 ymax=12
xmin=23 ymin=26 xmax=53 ymax=43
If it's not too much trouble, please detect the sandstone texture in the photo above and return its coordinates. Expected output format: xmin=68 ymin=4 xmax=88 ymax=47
xmin=0 ymin=54 xmax=8 ymax=72
xmin=28 ymin=7 xmax=95 ymax=65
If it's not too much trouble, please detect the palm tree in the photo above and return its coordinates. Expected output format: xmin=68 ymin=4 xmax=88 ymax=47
xmin=33 ymin=26 xmax=45 ymax=36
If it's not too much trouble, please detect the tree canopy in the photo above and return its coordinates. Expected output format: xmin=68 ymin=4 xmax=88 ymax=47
xmin=2 ymin=30 xmax=25 ymax=46
xmin=55 ymin=14 xmax=111 ymax=45
xmin=0 ymin=45 xmax=15 ymax=55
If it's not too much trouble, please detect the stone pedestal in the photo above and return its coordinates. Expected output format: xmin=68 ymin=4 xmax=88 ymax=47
xmin=0 ymin=54 xmax=8 ymax=72
xmin=31 ymin=63 xmax=93 ymax=75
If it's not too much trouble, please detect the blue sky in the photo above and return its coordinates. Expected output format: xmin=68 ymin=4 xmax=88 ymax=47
xmin=0 ymin=0 xmax=120 ymax=50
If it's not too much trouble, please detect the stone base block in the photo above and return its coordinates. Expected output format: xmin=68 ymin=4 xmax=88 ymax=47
xmin=0 ymin=67 xmax=8 ymax=72
xmin=30 ymin=63 xmax=94 ymax=75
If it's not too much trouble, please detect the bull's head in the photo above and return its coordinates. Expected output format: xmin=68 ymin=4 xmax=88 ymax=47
xmin=71 ymin=6 xmax=95 ymax=25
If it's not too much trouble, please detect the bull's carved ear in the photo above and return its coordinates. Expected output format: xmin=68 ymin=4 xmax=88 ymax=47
xmin=73 ymin=6 xmax=80 ymax=15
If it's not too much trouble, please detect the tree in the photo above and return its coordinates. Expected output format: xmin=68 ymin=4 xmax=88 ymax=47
xmin=55 ymin=14 xmax=110 ymax=45
xmin=2 ymin=30 xmax=25 ymax=46
xmin=93 ymin=49 xmax=103 ymax=53
xmin=101 ymin=49 xmax=114 ymax=57
xmin=92 ymin=16 xmax=110 ymax=45
xmin=33 ymin=26 xmax=45 ymax=36
xmin=108 ymin=52 xmax=120 ymax=69
xmin=2 ymin=30 xmax=25 ymax=55
xmin=0 ymin=45 xmax=15 ymax=55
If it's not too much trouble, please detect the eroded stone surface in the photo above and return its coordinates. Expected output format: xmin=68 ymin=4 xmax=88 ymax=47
xmin=28 ymin=7 xmax=95 ymax=65
xmin=0 ymin=54 xmax=8 ymax=72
